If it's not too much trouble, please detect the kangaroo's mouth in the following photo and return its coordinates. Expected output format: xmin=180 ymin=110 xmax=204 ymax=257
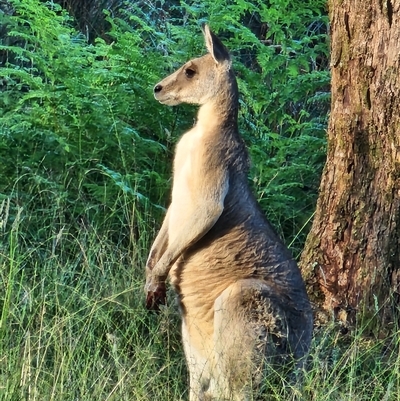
xmin=154 ymin=93 xmax=181 ymax=106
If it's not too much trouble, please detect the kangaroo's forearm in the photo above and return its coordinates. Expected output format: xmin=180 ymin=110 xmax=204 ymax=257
xmin=150 ymin=201 xmax=225 ymax=279
xmin=146 ymin=208 xmax=170 ymax=270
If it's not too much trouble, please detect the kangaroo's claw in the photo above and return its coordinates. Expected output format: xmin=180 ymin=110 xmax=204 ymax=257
xmin=145 ymin=281 xmax=167 ymax=311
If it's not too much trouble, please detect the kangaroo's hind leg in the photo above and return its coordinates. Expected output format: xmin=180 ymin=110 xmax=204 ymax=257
xmin=182 ymin=320 xmax=214 ymax=401
xmin=210 ymin=279 xmax=309 ymax=400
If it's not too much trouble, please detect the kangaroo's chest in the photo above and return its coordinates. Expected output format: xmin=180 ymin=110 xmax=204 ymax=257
xmin=172 ymin=127 xmax=207 ymax=200
xmin=166 ymin=127 xmax=208 ymax=240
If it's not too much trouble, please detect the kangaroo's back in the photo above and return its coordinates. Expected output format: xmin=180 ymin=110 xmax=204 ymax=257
xmin=145 ymin=24 xmax=313 ymax=401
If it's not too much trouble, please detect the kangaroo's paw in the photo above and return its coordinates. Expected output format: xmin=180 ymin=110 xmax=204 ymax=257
xmin=145 ymin=279 xmax=167 ymax=311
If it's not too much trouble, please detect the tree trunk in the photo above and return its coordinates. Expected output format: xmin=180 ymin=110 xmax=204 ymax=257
xmin=300 ymin=0 xmax=400 ymax=326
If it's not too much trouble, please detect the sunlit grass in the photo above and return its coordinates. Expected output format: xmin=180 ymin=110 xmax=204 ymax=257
xmin=0 ymin=198 xmax=399 ymax=401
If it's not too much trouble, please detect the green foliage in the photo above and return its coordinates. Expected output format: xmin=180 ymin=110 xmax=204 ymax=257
xmin=0 ymin=0 xmax=328 ymax=254
xmin=0 ymin=0 xmax=175 ymax=251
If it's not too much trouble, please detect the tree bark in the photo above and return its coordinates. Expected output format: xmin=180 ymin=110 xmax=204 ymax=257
xmin=300 ymin=0 xmax=400 ymax=326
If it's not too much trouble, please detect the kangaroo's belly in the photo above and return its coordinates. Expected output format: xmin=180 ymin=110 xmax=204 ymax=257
xmin=169 ymin=215 xmax=309 ymax=365
xmin=169 ymin=224 xmax=262 ymax=335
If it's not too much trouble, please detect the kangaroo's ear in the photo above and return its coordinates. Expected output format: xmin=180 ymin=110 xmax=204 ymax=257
xmin=202 ymin=24 xmax=231 ymax=65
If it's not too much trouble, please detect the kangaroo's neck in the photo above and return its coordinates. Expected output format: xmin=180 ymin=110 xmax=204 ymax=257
xmin=196 ymin=74 xmax=239 ymax=135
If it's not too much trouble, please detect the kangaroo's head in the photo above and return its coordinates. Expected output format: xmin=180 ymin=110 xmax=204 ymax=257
xmin=153 ymin=25 xmax=234 ymax=106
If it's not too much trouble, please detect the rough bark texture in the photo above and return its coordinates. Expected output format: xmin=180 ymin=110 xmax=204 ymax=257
xmin=300 ymin=0 xmax=400 ymax=325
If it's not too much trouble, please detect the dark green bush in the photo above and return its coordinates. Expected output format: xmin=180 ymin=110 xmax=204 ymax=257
xmin=0 ymin=0 xmax=171 ymax=251
xmin=0 ymin=0 xmax=329 ymax=256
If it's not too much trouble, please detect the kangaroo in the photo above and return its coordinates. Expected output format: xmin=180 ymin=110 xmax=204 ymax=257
xmin=145 ymin=25 xmax=313 ymax=401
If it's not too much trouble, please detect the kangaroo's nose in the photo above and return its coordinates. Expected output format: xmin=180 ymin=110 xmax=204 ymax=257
xmin=154 ymin=84 xmax=163 ymax=93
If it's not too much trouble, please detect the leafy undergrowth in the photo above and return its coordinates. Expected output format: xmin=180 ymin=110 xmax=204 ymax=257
xmin=0 ymin=201 xmax=399 ymax=401
xmin=0 ymin=0 xmax=329 ymax=256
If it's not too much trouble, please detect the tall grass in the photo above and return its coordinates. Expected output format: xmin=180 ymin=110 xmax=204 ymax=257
xmin=0 ymin=197 xmax=399 ymax=401
xmin=0 ymin=196 xmax=186 ymax=400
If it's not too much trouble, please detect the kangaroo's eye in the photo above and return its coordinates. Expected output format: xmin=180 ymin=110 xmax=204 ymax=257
xmin=184 ymin=68 xmax=196 ymax=78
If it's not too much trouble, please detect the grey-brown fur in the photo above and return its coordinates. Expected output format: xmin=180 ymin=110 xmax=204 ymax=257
xmin=145 ymin=25 xmax=313 ymax=400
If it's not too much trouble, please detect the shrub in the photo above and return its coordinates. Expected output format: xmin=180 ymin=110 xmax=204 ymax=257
xmin=0 ymin=0 xmax=328 ymax=255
